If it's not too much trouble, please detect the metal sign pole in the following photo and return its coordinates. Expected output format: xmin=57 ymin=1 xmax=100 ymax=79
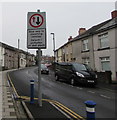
xmin=38 ymin=48 xmax=42 ymax=106
xmin=27 ymin=9 xmax=46 ymax=107
xmin=37 ymin=9 xmax=42 ymax=107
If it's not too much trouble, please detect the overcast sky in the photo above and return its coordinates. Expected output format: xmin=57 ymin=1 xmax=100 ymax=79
xmin=1 ymin=1 xmax=117 ymax=56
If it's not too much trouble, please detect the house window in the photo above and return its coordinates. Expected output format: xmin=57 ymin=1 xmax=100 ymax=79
xmin=100 ymin=57 xmax=110 ymax=71
xmin=66 ymin=46 xmax=68 ymax=54
xmin=20 ymin=59 xmax=23 ymax=65
xmin=99 ymin=33 xmax=109 ymax=48
xmin=82 ymin=58 xmax=90 ymax=65
xmin=82 ymin=39 xmax=89 ymax=51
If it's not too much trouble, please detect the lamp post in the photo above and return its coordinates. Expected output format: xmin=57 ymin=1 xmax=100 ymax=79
xmin=18 ymin=39 xmax=20 ymax=69
xmin=50 ymin=33 xmax=55 ymax=63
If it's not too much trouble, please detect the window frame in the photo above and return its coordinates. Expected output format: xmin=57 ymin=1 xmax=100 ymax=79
xmin=98 ymin=33 xmax=109 ymax=49
xmin=100 ymin=57 xmax=110 ymax=71
xmin=82 ymin=39 xmax=89 ymax=51
xmin=82 ymin=57 xmax=90 ymax=65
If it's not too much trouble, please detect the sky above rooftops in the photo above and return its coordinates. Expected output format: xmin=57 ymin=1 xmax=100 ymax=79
xmin=1 ymin=0 xmax=117 ymax=55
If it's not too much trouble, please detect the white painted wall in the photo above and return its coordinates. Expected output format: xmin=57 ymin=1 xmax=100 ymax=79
xmin=0 ymin=46 xmax=5 ymax=67
xmin=93 ymin=28 xmax=116 ymax=81
xmin=72 ymin=40 xmax=82 ymax=63
xmin=20 ymin=53 xmax=26 ymax=68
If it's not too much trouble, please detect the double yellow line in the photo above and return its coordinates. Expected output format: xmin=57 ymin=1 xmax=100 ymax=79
xmin=43 ymin=99 xmax=84 ymax=120
xmin=7 ymin=73 xmax=20 ymax=98
xmin=19 ymin=96 xmax=84 ymax=120
xmin=7 ymin=73 xmax=84 ymax=120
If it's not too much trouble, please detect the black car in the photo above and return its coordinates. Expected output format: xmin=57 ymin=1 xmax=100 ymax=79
xmin=41 ymin=64 xmax=49 ymax=74
xmin=55 ymin=62 xmax=97 ymax=86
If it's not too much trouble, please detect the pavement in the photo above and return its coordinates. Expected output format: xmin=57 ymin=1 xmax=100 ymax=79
xmin=97 ymin=81 xmax=117 ymax=92
xmin=0 ymin=70 xmax=27 ymax=119
xmin=0 ymin=69 xmax=117 ymax=119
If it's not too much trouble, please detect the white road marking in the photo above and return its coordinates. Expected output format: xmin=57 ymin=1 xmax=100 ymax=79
xmin=100 ymin=94 xmax=111 ymax=99
xmin=76 ymin=87 xmax=83 ymax=90
xmin=62 ymin=83 xmax=66 ymax=85
xmin=49 ymin=102 xmax=71 ymax=119
xmin=88 ymin=91 xmax=95 ymax=94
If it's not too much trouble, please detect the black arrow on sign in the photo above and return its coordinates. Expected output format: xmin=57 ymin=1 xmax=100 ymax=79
xmin=36 ymin=17 xmax=40 ymax=25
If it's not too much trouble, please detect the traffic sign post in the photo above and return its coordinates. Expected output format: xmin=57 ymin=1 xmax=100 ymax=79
xmin=27 ymin=10 xmax=46 ymax=107
xmin=27 ymin=11 xmax=46 ymax=49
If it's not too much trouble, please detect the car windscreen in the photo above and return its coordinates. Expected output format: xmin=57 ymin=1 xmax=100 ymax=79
xmin=41 ymin=64 xmax=47 ymax=69
xmin=84 ymin=64 xmax=93 ymax=71
xmin=72 ymin=63 xmax=87 ymax=71
xmin=73 ymin=63 xmax=93 ymax=71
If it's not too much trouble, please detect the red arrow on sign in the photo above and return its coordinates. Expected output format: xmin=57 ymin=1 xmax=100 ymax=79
xmin=32 ymin=17 xmax=35 ymax=23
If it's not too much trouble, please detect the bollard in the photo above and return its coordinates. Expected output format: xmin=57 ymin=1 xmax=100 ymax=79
xmin=85 ymin=100 xmax=96 ymax=120
xmin=30 ymin=80 xmax=34 ymax=104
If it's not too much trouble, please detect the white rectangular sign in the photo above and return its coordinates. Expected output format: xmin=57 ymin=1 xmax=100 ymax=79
xmin=27 ymin=29 xmax=46 ymax=49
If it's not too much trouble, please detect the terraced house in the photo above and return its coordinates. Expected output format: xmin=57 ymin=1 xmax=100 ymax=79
xmin=55 ymin=10 xmax=117 ymax=83
xmin=0 ymin=42 xmax=5 ymax=70
xmin=0 ymin=42 xmax=36 ymax=70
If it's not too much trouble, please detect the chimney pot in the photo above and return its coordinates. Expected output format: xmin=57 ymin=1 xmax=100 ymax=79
xmin=79 ymin=28 xmax=86 ymax=35
xmin=68 ymin=36 xmax=72 ymax=41
xmin=111 ymin=10 xmax=117 ymax=19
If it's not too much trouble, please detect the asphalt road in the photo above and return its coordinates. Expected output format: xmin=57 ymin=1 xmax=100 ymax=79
xmin=9 ymin=66 xmax=116 ymax=118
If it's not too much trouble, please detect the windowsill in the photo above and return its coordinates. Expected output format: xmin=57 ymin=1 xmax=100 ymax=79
xmin=97 ymin=47 xmax=110 ymax=51
xmin=81 ymin=50 xmax=90 ymax=53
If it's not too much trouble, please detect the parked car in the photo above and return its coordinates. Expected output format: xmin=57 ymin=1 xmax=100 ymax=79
xmin=55 ymin=62 xmax=97 ymax=86
xmin=41 ymin=64 xmax=49 ymax=74
xmin=45 ymin=63 xmax=52 ymax=67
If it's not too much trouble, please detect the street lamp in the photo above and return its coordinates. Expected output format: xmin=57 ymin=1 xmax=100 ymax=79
xmin=18 ymin=39 xmax=20 ymax=69
xmin=50 ymin=33 xmax=55 ymax=62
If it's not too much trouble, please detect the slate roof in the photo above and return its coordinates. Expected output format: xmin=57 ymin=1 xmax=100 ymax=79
xmin=72 ymin=17 xmax=117 ymax=42
xmin=0 ymin=42 xmax=18 ymax=51
xmin=0 ymin=42 xmax=35 ymax=56
xmin=55 ymin=17 xmax=117 ymax=52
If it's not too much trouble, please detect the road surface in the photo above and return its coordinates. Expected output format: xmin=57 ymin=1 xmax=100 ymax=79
xmin=9 ymin=67 xmax=116 ymax=118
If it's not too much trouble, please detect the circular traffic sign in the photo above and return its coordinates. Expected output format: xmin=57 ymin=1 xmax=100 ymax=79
xmin=29 ymin=14 xmax=44 ymax=28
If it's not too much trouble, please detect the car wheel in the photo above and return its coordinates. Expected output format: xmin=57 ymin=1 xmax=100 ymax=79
xmin=70 ymin=78 xmax=75 ymax=86
xmin=55 ymin=75 xmax=59 ymax=81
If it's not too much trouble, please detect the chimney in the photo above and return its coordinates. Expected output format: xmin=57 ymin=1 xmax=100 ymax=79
xmin=79 ymin=28 xmax=86 ymax=35
xmin=111 ymin=10 xmax=117 ymax=19
xmin=68 ymin=36 xmax=72 ymax=41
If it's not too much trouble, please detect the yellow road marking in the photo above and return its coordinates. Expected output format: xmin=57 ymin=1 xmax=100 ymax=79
xmin=56 ymin=102 xmax=83 ymax=119
xmin=7 ymin=73 xmax=19 ymax=98
xmin=43 ymin=99 xmax=84 ymax=120
xmin=20 ymin=96 xmax=30 ymax=100
xmin=19 ymin=96 xmax=84 ymax=119
xmin=54 ymin=102 xmax=79 ymax=119
xmin=7 ymin=73 xmax=84 ymax=120
xmin=55 ymin=102 xmax=83 ymax=119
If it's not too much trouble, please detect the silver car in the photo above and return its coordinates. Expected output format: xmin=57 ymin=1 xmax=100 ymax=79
xmin=41 ymin=64 xmax=49 ymax=75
